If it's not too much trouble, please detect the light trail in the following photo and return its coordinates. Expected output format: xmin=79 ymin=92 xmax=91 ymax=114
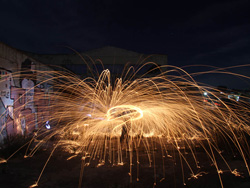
xmin=1 ymin=63 xmax=250 ymax=187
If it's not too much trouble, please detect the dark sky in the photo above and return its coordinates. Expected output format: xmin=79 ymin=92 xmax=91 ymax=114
xmin=0 ymin=0 xmax=250 ymax=89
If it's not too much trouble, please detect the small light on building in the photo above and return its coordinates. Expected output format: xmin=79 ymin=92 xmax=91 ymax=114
xmin=45 ymin=121 xmax=51 ymax=129
xmin=236 ymin=96 xmax=240 ymax=101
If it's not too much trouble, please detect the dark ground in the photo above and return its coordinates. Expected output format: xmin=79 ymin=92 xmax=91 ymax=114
xmin=0 ymin=141 xmax=250 ymax=188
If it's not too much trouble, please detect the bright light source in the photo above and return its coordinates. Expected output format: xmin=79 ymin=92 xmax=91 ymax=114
xmin=45 ymin=121 xmax=51 ymax=129
xmin=236 ymin=96 xmax=240 ymax=101
xmin=107 ymin=105 xmax=143 ymax=121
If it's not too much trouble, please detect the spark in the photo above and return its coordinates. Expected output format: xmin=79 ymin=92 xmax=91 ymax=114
xmin=29 ymin=183 xmax=38 ymax=188
xmin=188 ymin=171 xmax=209 ymax=180
xmin=232 ymin=169 xmax=243 ymax=177
xmin=218 ymin=169 xmax=223 ymax=174
xmin=1 ymin=63 xmax=250 ymax=187
xmin=67 ymin=154 xmax=78 ymax=160
xmin=97 ymin=162 xmax=105 ymax=167
xmin=0 ymin=158 xmax=7 ymax=164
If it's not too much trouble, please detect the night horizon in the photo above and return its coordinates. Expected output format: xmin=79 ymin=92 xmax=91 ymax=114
xmin=1 ymin=0 xmax=250 ymax=89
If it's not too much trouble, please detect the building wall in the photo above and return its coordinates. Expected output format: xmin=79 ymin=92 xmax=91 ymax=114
xmin=0 ymin=42 xmax=52 ymax=143
xmin=27 ymin=46 xmax=168 ymax=77
xmin=0 ymin=43 xmax=168 ymax=143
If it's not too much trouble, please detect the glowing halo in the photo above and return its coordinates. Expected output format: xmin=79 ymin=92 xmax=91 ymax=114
xmin=106 ymin=105 xmax=143 ymax=121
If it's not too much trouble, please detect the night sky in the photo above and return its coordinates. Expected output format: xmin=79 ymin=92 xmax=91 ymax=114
xmin=0 ymin=0 xmax=250 ymax=89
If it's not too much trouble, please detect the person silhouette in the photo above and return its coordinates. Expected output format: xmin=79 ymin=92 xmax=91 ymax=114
xmin=120 ymin=111 xmax=131 ymax=148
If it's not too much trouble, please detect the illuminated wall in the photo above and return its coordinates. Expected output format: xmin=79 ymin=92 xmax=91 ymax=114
xmin=0 ymin=42 xmax=53 ymax=143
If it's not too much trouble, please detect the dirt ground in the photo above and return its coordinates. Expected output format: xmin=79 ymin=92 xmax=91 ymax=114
xmin=0 ymin=141 xmax=250 ymax=188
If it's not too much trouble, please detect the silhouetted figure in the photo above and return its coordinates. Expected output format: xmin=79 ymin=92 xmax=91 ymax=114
xmin=120 ymin=117 xmax=131 ymax=148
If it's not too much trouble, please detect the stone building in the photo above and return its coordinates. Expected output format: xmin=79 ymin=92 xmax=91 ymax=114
xmin=0 ymin=43 xmax=167 ymax=143
xmin=27 ymin=46 xmax=168 ymax=78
